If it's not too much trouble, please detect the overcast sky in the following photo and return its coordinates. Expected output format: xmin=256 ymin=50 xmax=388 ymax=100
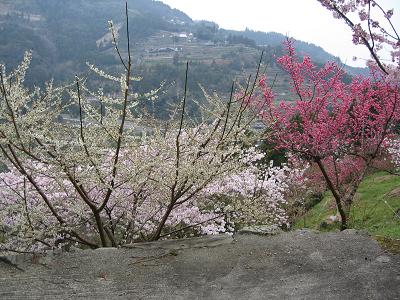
xmin=159 ymin=0 xmax=400 ymax=68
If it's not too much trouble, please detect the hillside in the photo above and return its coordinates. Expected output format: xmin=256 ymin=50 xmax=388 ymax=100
xmin=0 ymin=0 xmax=366 ymax=79
xmin=0 ymin=0 xmax=192 ymax=84
xmin=0 ymin=0 xmax=366 ymax=111
xmin=294 ymin=172 xmax=400 ymax=252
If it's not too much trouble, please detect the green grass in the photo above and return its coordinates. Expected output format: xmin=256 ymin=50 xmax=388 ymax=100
xmin=294 ymin=172 xmax=400 ymax=239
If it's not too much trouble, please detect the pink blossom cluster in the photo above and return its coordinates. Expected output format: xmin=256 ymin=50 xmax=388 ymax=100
xmin=202 ymin=149 xmax=307 ymax=228
xmin=0 ymin=142 xmax=300 ymax=252
xmin=318 ymin=0 xmax=399 ymax=81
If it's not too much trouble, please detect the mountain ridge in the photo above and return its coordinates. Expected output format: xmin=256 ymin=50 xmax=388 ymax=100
xmin=0 ymin=0 xmax=366 ymax=107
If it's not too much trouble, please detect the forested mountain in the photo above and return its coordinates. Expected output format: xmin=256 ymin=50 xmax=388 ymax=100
xmin=0 ymin=0 xmax=366 ymax=115
xmin=0 ymin=0 xmax=191 ymax=83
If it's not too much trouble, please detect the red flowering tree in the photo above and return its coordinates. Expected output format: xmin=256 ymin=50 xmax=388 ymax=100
xmin=256 ymin=40 xmax=400 ymax=229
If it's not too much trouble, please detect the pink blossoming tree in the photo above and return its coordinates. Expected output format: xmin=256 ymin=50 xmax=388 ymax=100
xmin=256 ymin=40 xmax=400 ymax=229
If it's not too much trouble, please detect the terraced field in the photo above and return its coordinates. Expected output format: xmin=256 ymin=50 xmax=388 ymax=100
xmin=118 ymin=30 xmax=288 ymax=94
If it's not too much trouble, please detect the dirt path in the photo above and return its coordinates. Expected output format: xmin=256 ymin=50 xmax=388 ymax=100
xmin=0 ymin=230 xmax=399 ymax=299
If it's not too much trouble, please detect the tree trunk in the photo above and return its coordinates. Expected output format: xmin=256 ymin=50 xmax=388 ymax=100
xmin=315 ymin=159 xmax=347 ymax=230
xmin=151 ymin=201 xmax=175 ymax=241
xmin=93 ymin=211 xmax=108 ymax=247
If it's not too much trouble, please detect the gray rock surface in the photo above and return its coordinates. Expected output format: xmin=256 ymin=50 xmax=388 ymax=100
xmin=0 ymin=231 xmax=399 ymax=299
xmin=124 ymin=233 xmax=233 ymax=250
xmin=238 ymin=225 xmax=283 ymax=236
xmin=341 ymin=228 xmax=370 ymax=236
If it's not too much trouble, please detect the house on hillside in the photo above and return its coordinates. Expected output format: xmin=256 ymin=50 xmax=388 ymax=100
xmin=149 ymin=47 xmax=179 ymax=54
xmin=172 ymin=32 xmax=194 ymax=42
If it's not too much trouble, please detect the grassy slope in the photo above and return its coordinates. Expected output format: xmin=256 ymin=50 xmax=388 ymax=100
xmin=294 ymin=172 xmax=400 ymax=239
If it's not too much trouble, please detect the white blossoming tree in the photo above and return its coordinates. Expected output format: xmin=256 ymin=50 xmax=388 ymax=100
xmin=0 ymin=3 xmax=302 ymax=252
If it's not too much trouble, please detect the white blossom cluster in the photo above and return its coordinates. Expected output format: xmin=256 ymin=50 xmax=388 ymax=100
xmin=0 ymin=51 xmax=302 ymax=252
xmin=387 ymin=138 xmax=400 ymax=168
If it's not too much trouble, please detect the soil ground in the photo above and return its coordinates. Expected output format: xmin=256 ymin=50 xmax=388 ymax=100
xmin=0 ymin=230 xmax=399 ymax=299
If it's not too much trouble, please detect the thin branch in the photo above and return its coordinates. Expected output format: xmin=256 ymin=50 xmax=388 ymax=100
xmin=220 ymin=81 xmax=234 ymax=141
xmin=371 ymin=0 xmax=400 ymax=41
xmin=110 ymin=24 xmax=128 ymax=71
xmin=126 ymin=1 xmax=131 ymax=66
xmin=151 ymin=62 xmax=189 ymax=241
xmin=329 ymin=3 xmax=388 ymax=75
xmin=98 ymin=2 xmax=132 ymax=212
xmin=367 ymin=1 xmax=375 ymax=51
xmin=239 ymin=50 xmax=264 ymax=125
xmin=75 ymin=76 xmax=106 ymax=185
xmin=0 ymin=73 xmax=29 ymax=154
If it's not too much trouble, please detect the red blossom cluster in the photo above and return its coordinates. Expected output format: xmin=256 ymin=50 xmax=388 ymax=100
xmin=259 ymin=41 xmax=400 ymax=160
xmin=255 ymin=40 xmax=400 ymax=229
